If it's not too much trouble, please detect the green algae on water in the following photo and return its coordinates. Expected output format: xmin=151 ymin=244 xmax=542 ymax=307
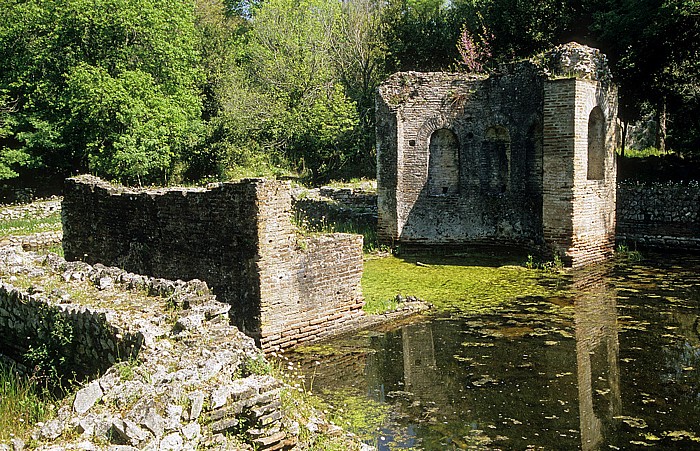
xmin=362 ymin=254 xmax=565 ymax=314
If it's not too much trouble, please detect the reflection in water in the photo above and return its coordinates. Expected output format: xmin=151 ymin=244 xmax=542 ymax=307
xmin=289 ymin=253 xmax=700 ymax=449
xmin=402 ymin=323 xmax=438 ymax=401
xmin=572 ymin=268 xmax=620 ymax=450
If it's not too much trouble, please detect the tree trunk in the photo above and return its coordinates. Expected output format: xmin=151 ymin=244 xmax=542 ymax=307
xmin=656 ymin=97 xmax=667 ymax=153
xmin=621 ymin=120 xmax=627 ymax=157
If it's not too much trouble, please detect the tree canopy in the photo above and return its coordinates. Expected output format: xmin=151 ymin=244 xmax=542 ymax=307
xmin=0 ymin=0 xmax=697 ymax=185
xmin=0 ymin=0 xmax=203 ymax=184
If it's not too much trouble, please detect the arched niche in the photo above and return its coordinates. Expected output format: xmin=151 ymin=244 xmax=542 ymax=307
xmin=481 ymin=126 xmax=510 ymax=193
xmin=428 ymin=128 xmax=460 ymax=196
xmin=587 ymin=106 xmax=606 ymax=181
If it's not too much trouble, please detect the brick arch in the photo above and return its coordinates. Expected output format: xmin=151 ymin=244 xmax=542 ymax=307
xmin=416 ymin=114 xmax=453 ymax=149
xmin=587 ymin=106 xmax=606 ymax=180
xmin=481 ymin=125 xmax=511 ymax=193
xmin=428 ymin=128 xmax=460 ymax=196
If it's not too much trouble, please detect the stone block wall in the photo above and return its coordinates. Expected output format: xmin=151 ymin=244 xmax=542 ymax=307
xmin=617 ymin=182 xmax=700 ymax=249
xmin=376 ymin=65 xmax=545 ymax=247
xmin=62 ymin=176 xmax=364 ymax=351
xmin=0 ymin=248 xmax=297 ymax=450
xmin=0 ymin=282 xmax=140 ymax=381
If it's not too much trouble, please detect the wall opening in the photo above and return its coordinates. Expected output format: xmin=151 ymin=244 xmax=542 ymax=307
xmin=526 ymin=120 xmax=543 ymax=194
xmin=428 ymin=128 xmax=460 ymax=195
xmin=481 ymin=126 xmax=510 ymax=193
xmin=587 ymin=106 xmax=605 ymax=180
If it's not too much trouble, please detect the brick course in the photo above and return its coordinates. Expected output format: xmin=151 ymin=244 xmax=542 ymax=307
xmin=377 ymin=43 xmax=618 ymax=267
xmin=62 ymin=176 xmax=364 ymax=351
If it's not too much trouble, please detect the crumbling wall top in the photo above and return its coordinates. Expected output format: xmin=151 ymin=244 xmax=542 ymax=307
xmin=533 ymin=42 xmax=613 ymax=84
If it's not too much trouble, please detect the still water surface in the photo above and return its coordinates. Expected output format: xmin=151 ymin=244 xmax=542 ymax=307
xmin=289 ymin=252 xmax=700 ymax=450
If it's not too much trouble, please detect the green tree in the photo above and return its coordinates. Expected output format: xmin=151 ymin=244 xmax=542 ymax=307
xmin=479 ymin=0 xmax=580 ymax=62
xmin=0 ymin=0 xmax=203 ymax=184
xmin=382 ymin=0 xmax=469 ymax=72
xmin=242 ymin=0 xmax=359 ymax=182
xmin=587 ymin=0 xmax=700 ymax=154
xmin=330 ymin=0 xmax=388 ymax=177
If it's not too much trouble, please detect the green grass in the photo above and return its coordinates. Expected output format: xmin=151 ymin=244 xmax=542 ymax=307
xmin=324 ymin=178 xmax=376 ymax=191
xmin=0 ymin=362 xmax=57 ymax=442
xmin=0 ymin=211 xmax=62 ymax=238
xmin=361 ymin=254 xmax=564 ymax=314
xmin=619 ymin=147 xmax=674 ymax=158
xmin=294 ymin=213 xmax=383 ymax=254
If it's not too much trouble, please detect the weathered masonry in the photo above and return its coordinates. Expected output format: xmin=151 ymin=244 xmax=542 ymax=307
xmin=376 ymin=43 xmax=619 ymax=267
xmin=617 ymin=182 xmax=700 ymax=250
xmin=62 ymin=176 xmax=364 ymax=351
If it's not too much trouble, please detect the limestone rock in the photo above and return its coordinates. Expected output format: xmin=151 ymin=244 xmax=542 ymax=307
xmin=158 ymin=433 xmax=183 ymax=451
xmin=39 ymin=419 xmax=64 ymax=440
xmin=74 ymin=381 xmax=104 ymax=414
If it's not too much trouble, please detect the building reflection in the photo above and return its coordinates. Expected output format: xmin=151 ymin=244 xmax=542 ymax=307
xmin=288 ymin=266 xmax=624 ymax=449
xmin=572 ymin=266 xmax=621 ymax=451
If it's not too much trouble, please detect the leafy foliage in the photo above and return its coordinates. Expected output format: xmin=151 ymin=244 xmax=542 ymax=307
xmin=1 ymin=0 xmax=698 ymax=184
xmin=382 ymin=0 xmax=467 ymax=72
xmin=586 ymin=0 xmax=700 ymax=153
xmin=0 ymin=0 xmax=203 ymax=184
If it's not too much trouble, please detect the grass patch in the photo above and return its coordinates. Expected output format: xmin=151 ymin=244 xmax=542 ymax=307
xmin=294 ymin=213 xmax=383 ymax=254
xmin=0 ymin=362 xmax=57 ymax=442
xmin=324 ymin=178 xmax=376 ymax=192
xmin=616 ymin=243 xmax=643 ymax=262
xmin=362 ymin=254 xmax=563 ymax=314
xmin=619 ymin=147 xmax=674 ymax=158
xmin=0 ymin=210 xmax=62 ymax=238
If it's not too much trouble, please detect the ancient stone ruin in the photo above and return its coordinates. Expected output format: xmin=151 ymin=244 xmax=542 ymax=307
xmin=62 ymin=176 xmax=365 ymax=351
xmin=0 ymin=247 xmax=355 ymax=450
xmin=376 ymin=42 xmax=619 ymax=267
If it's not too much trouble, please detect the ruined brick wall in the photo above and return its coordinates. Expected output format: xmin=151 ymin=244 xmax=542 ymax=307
xmin=377 ymin=43 xmax=619 ymax=267
xmin=376 ymin=64 xmax=545 ymax=247
xmin=62 ymin=176 xmax=364 ymax=350
xmin=617 ymin=182 xmax=700 ymax=249
xmin=542 ymin=79 xmax=618 ymax=267
xmin=63 ymin=176 xmax=262 ymax=336
xmin=259 ymin=233 xmax=364 ymax=350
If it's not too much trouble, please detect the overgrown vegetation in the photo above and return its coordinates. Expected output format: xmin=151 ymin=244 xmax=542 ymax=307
xmin=293 ymin=211 xmax=383 ymax=254
xmin=0 ymin=362 xmax=57 ymax=442
xmin=1 ymin=0 xmax=697 ymax=186
xmin=0 ymin=211 xmax=61 ymax=238
xmin=617 ymin=150 xmax=700 ymax=183
xmin=616 ymin=243 xmax=644 ymax=262
xmin=362 ymin=252 xmax=564 ymax=314
xmin=23 ymin=306 xmax=77 ymax=391
xmin=524 ymin=253 xmax=564 ymax=272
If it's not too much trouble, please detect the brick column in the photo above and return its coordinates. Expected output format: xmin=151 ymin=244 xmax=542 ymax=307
xmin=542 ymin=79 xmax=577 ymax=265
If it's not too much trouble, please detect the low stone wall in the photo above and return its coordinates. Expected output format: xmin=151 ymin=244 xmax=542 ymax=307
xmin=292 ymin=186 xmax=377 ymax=232
xmin=62 ymin=176 xmax=365 ymax=351
xmin=617 ymin=182 xmax=700 ymax=249
xmin=0 ymin=198 xmax=61 ymax=221
xmin=0 ymin=247 xmax=298 ymax=450
xmin=0 ymin=230 xmax=63 ymax=251
xmin=0 ymin=283 xmax=138 ymax=380
xmin=0 ymin=249 xmax=142 ymax=382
